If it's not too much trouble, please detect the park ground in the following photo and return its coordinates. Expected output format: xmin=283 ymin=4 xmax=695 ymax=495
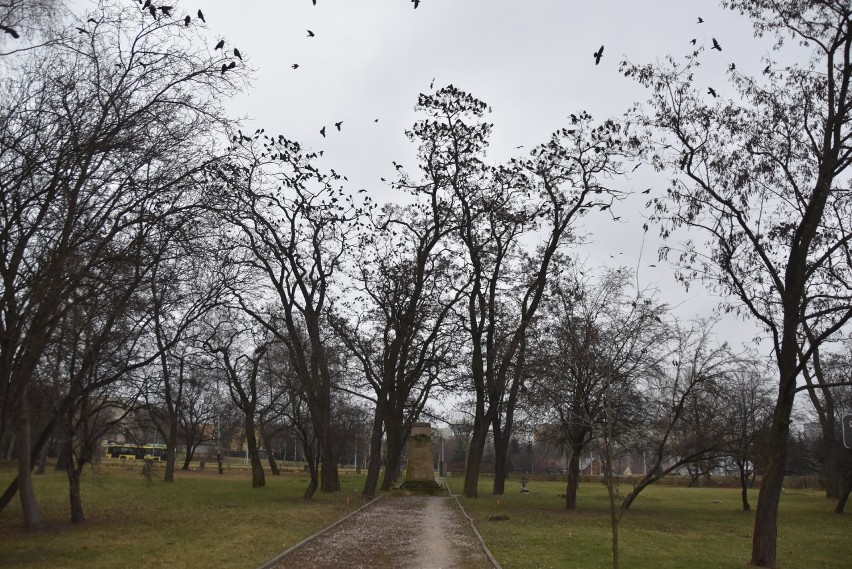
xmin=1 ymin=460 xmax=850 ymax=568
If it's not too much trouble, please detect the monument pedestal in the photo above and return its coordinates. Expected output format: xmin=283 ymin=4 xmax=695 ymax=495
xmin=402 ymin=422 xmax=441 ymax=492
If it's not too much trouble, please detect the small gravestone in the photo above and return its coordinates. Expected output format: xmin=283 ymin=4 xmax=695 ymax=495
xmin=402 ymin=422 xmax=440 ymax=492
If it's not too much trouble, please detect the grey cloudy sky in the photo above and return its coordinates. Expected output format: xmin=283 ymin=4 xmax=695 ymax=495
xmin=190 ymin=0 xmax=771 ymax=347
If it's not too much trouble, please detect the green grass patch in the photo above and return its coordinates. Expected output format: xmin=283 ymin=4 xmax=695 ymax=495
xmin=447 ymin=476 xmax=852 ymax=569
xmin=0 ymin=460 xmax=365 ymax=569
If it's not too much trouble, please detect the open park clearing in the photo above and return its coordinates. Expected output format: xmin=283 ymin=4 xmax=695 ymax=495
xmin=1 ymin=462 xmax=850 ymax=568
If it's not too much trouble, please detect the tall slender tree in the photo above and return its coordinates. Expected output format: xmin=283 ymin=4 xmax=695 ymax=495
xmin=625 ymin=2 xmax=852 ymax=564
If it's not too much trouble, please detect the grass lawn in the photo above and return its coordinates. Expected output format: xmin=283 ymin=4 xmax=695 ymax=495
xmin=3 ymin=463 xmax=850 ymax=569
xmin=0 ymin=460 xmax=365 ymax=569
xmin=448 ymin=476 xmax=852 ymax=569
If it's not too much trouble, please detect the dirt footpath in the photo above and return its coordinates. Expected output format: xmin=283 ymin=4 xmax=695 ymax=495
xmin=266 ymin=495 xmax=495 ymax=569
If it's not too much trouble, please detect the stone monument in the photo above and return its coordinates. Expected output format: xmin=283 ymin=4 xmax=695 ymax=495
xmin=402 ymin=422 xmax=440 ymax=491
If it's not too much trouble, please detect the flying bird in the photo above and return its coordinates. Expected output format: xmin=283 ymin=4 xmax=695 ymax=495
xmin=593 ymin=45 xmax=604 ymax=65
xmin=690 ymin=38 xmax=696 ymax=45
xmin=412 ymin=0 xmax=420 ymax=8
xmin=184 ymin=15 xmax=191 ymax=26
xmin=712 ymin=38 xmax=722 ymax=51
xmin=374 ymin=118 xmax=379 ymax=123
xmin=214 ymin=39 xmax=224 ymax=50
xmin=234 ymin=48 xmax=242 ymax=60
xmin=335 ymin=121 xmax=343 ymax=131
xmin=708 ymin=87 xmax=717 ymax=97
xmin=307 ymin=30 xmax=315 ymax=37
xmin=641 ymin=188 xmax=651 ymax=194
xmin=292 ymin=63 xmax=299 ymax=69
xmin=697 ymin=17 xmax=704 ymax=23
xmin=0 ymin=25 xmax=19 ymax=38
xmin=197 ymin=9 xmax=205 ymax=23
xmin=320 ymin=126 xmax=326 ymax=137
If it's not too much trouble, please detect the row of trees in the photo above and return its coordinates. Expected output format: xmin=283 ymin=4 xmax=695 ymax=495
xmin=2 ymin=1 xmax=852 ymax=568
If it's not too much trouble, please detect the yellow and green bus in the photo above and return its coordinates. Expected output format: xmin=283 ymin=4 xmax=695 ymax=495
xmin=105 ymin=442 xmax=167 ymax=461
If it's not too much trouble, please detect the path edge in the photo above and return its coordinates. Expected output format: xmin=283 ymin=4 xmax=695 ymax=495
xmin=443 ymin=478 xmax=504 ymax=569
xmin=256 ymin=494 xmax=384 ymax=569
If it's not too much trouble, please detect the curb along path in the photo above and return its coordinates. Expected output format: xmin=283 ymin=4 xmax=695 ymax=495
xmin=262 ymin=493 xmax=497 ymax=569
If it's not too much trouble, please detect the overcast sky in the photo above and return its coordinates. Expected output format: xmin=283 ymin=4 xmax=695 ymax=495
xmin=152 ymin=1 xmax=778 ymax=350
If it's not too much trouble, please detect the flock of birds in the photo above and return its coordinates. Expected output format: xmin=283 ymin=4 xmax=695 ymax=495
xmin=594 ymin=16 xmax=728 ymax=100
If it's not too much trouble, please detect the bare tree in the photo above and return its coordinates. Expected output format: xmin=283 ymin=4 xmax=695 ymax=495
xmin=722 ymin=363 xmax=774 ymax=512
xmin=331 ymin=197 xmax=464 ymax=496
xmin=527 ymin=266 xmax=662 ymax=510
xmin=205 ymin=310 xmax=270 ymax=489
xmin=0 ymin=0 xmax=244 ymax=525
xmin=624 ymin=2 xmax=852 ymax=564
xmin=210 ymin=132 xmax=362 ymax=495
xmin=800 ymin=338 xmax=852 ymax=513
xmin=407 ymin=86 xmax=633 ymax=497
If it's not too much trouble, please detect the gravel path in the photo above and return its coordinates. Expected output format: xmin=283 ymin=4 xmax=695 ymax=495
xmin=266 ymin=494 xmax=495 ymax=569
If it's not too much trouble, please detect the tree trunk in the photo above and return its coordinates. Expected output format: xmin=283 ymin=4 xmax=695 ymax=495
xmin=181 ymin=450 xmax=192 ymax=471
xmin=319 ymin=437 xmax=340 ymax=493
xmin=244 ymin=414 xmax=265 ymax=488
xmin=739 ymin=462 xmax=751 ymax=512
xmin=492 ymin=417 xmax=510 ymax=496
xmin=835 ymin=474 xmax=851 ymax=514
xmin=36 ymin=442 xmax=48 ymax=475
xmin=62 ymin=430 xmax=86 ymax=524
xmin=163 ymin=415 xmax=178 ymax=483
xmin=380 ymin=417 xmax=403 ymax=491
xmin=750 ymin=369 xmax=796 ymax=568
xmin=565 ymin=442 xmax=584 ymax=510
xmin=463 ymin=418 xmax=489 ymax=498
xmin=362 ymin=403 xmax=385 ymax=497
xmin=303 ymin=441 xmax=318 ymax=499
xmin=16 ymin=386 xmax=41 ymax=527
xmin=261 ymin=427 xmax=280 ymax=475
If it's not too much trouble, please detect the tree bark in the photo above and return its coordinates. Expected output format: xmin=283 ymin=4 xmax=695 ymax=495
xmin=463 ymin=417 xmax=489 ymax=498
xmin=244 ymin=414 xmax=265 ymax=488
xmin=739 ymin=462 xmax=751 ymax=512
xmin=362 ymin=402 xmax=385 ymax=497
xmin=16 ymin=386 xmax=41 ymax=527
xmin=163 ymin=414 xmax=178 ymax=482
xmin=836 ymin=475 xmax=851 ymax=514
xmin=261 ymin=426 xmax=280 ymax=475
xmin=750 ymin=368 xmax=796 ymax=568
xmin=565 ymin=442 xmax=585 ymax=510
xmin=380 ymin=416 xmax=403 ymax=491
